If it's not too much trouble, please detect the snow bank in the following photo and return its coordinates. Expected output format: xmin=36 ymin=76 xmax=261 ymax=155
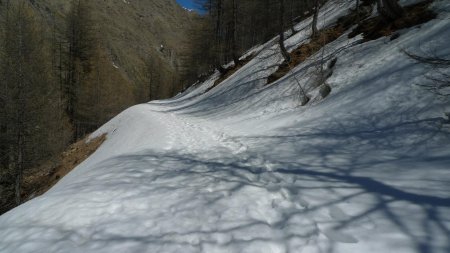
xmin=1 ymin=1 xmax=449 ymax=253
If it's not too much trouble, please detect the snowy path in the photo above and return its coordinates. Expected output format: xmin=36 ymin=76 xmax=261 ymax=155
xmin=1 ymin=0 xmax=450 ymax=252
xmin=3 ymin=104 xmax=332 ymax=253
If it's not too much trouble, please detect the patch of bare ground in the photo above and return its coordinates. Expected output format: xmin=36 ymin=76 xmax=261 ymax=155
xmin=23 ymin=134 xmax=107 ymax=197
xmin=205 ymin=54 xmax=255 ymax=93
xmin=265 ymin=2 xmax=370 ymax=86
xmin=0 ymin=134 xmax=106 ymax=215
xmin=267 ymin=25 xmax=346 ymax=85
xmin=267 ymin=1 xmax=436 ymax=85
xmin=349 ymin=0 xmax=436 ymax=41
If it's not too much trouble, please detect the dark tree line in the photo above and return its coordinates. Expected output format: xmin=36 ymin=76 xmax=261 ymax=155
xmin=187 ymin=0 xmax=407 ymax=74
xmin=188 ymin=0 xmax=328 ymax=73
xmin=0 ymin=0 xmax=98 ymax=207
xmin=64 ymin=0 xmax=96 ymax=139
xmin=0 ymin=0 xmax=189 ymax=210
xmin=0 ymin=0 xmax=71 ymax=205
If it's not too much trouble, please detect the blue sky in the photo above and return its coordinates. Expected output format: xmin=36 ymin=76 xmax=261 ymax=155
xmin=176 ymin=0 xmax=199 ymax=10
xmin=177 ymin=0 xmax=206 ymax=15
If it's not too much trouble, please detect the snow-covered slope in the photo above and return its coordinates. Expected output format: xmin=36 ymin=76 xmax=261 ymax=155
xmin=1 ymin=1 xmax=449 ymax=253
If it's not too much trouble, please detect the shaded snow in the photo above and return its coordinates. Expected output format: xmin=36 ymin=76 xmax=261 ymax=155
xmin=1 ymin=1 xmax=449 ymax=253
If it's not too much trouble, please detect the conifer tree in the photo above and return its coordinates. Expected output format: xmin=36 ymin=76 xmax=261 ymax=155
xmin=0 ymin=0 xmax=69 ymax=204
xmin=65 ymin=0 xmax=95 ymax=140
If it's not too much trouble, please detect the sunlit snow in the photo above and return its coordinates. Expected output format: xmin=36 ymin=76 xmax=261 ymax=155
xmin=1 ymin=1 xmax=449 ymax=253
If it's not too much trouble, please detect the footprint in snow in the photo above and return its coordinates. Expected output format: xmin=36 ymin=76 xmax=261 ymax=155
xmin=322 ymin=229 xmax=358 ymax=244
xmin=297 ymin=198 xmax=310 ymax=209
xmin=328 ymin=206 xmax=350 ymax=221
xmin=328 ymin=206 xmax=377 ymax=230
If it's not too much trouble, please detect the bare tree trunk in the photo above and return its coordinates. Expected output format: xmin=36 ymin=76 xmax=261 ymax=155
xmin=311 ymin=0 xmax=320 ymax=38
xmin=356 ymin=0 xmax=361 ymax=24
xmin=15 ymin=4 xmax=25 ymax=205
xmin=377 ymin=0 xmax=404 ymax=21
xmin=67 ymin=20 xmax=76 ymax=126
xmin=215 ymin=0 xmax=226 ymax=73
xmin=264 ymin=0 xmax=271 ymax=40
xmin=171 ymin=75 xmax=176 ymax=97
xmin=289 ymin=0 xmax=296 ymax=34
xmin=279 ymin=0 xmax=291 ymax=63
xmin=231 ymin=0 xmax=239 ymax=66
xmin=15 ymin=130 xmax=24 ymax=205
xmin=148 ymin=66 xmax=153 ymax=100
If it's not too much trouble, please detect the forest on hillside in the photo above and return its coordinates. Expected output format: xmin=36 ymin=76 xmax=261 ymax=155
xmin=0 ymin=0 xmax=322 ymax=213
xmin=0 ymin=0 xmax=442 ymax=214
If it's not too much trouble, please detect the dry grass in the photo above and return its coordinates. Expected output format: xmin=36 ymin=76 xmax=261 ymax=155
xmin=349 ymin=0 xmax=436 ymax=41
xmin=267 ymin=25 xmax=345 ymax=85
xmin=0 ymin=134 xmax=106 ymax=215
xmin=22 ymin=134 xmax=107 ymax=198
xmin=205 ymin=54 xmax=255 ymax=93
xmin=265 ymin=1 xmax=370 ymax=85
xmin=267 ymin=1 xmax=436 ymax=85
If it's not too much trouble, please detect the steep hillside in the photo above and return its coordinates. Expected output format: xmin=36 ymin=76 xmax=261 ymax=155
xmin=0 ymin=0 xmax=199 ymax=215
xmin=31 ymin=0 xmax=197 ymax=116
xmin=0 ymin=0 xmax=449 ymax=253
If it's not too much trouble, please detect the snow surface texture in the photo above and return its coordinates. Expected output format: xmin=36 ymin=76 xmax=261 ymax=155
xmin=1 ymin=1 xmax=450 ymax=253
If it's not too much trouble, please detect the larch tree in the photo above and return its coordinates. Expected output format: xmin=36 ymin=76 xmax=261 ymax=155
xmin=214 ymin=0 xmax=226 ymax=73
xmin=192 ymin=0 xmax=323 ymax=75
xmin=230 ymin=0 xmax=239 ymax=66
xmin=65 ymin=0 xmax=95 ymax=140
xmin=0 ymin=0 xmax=69 ymax=204
xmin=311 ymin=0 xmax=320 ymax=38
xmin=279 ymin=0 xmax=291 ymax=63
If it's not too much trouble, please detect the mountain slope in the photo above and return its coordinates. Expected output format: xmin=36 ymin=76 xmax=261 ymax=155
xmin=29 ymin=0 xmax=197 ymax=118
xmin=0 ymin=1 xmax=449 ymax=253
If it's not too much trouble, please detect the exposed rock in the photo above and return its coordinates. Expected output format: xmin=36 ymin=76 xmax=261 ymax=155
xmin=320 ymin=84 xmax=332 ymax=98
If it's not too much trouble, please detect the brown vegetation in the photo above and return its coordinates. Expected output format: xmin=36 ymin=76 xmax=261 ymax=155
xmin=349 ymin=0 xmax=436 ymax=41
xmin=205 ymin=54 xmax=255 ymax=93
xmin=0 ymin=134 xmax=106 ymax=215
xmin=267 ymin=0 xmax=436 ymax=85
xmin=196 ymin=0 xmax=324 ymax=89
xmin=266 ymin=0 xmax=367 ymax=85
xmin=268 ymin=25 xmax=345 ymax=85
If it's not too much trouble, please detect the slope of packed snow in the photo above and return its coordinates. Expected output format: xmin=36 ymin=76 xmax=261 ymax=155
xmin=1 ymin=1 xmax=450 ymax=253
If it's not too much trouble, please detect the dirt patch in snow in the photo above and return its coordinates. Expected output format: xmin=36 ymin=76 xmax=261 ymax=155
xmin=267 ymin=25 xmax=345 ymax=85
xmin=349 ymin=0 xmax=436 ymax=41
xmin=267 ymin=1 xmax=436 ymax=85
xmin=0 ymin=134 xmax=106 ymax=215
xmin=205 ymin=54 xmax=255 ymax=94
